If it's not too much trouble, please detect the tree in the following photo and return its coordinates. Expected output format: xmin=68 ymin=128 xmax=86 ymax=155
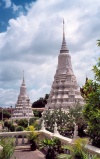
xmin=4 ymin=121 xmax=12 ymax=131
xmin=43 ymin=107 xmax=74 ymax=137
xmin=32 ymin=94 xmax=49 ymax=108
xmin=97 ymin=40 xmax=100 ymax=46
xmin=33 ymin=110 xmax=42 ymax=118
xmin=0 ymin=109 xmax=11 ymax=120
xmin=68 ymin=102 xmax=87 ymax=137
xmin=81 ymin=58 xmax=100 ymax=148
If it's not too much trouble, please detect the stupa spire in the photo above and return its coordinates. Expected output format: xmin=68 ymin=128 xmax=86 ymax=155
xmin=63 ymin=19 xmax=65 ymax=38
xmin=60 ymin=19 xmax=69 ymax=53
xmin=22 ymin=70 xmax=25 ymax=86
xmin=45 ymin=21 xmax=84 ymax=110
xmin=12 ymin=71 xmax=33 ymax=119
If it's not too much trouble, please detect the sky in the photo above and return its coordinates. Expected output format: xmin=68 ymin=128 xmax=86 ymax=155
xmin=0 ymin=0 xmax=100 ymax=107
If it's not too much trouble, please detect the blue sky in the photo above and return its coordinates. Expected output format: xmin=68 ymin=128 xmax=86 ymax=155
xmin=0 ymin=0 xmax=36 ymax=32
xmin=0 ymin=0 xmax=100 ymax=107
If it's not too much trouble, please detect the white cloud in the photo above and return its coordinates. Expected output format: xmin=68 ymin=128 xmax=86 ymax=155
xmin=3 ymin=0 xmax=11 ymax=8
xmin=12 ymin=3 xmax=23 ymax=12
xmin=0 ymin=0 xmax=100 ymax=107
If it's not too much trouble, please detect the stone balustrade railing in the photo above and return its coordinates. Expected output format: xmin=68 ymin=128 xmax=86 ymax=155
xmin=0 ymin=129 xmax=100 ymax=157
xmin=39 ymin=129 xmax=100 ymax=158
xmin=0 ymin=131 xmax=30 ymax=146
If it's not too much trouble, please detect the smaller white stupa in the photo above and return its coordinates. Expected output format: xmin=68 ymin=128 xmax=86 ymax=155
xmin=12 ymin=71 xmax=33 ymax=119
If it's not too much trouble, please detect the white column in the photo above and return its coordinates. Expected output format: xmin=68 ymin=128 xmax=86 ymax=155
xmin=27 ymin=99 xmax=30 ymax=127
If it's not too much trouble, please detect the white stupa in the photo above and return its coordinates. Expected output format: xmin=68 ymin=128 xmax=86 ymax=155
xmin=13 ymin=71 xmax=33 ymax=119
xmin=45 ymin=20 xmax=83 ymax=109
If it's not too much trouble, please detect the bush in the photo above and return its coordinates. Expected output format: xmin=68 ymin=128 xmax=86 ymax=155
xmin=29 ymin=117 xmax=39 ymax=125
xmin=33 ymin=110 xmax=42 ymax=118
xmin=17 ymin=119 xmax=28 ymax=128
xmin=4 ymin=121 xmax=12 ymax=131
xmin=4 ymin=121 xmax=9 ymax=128
xmin=0 ymin=137 xmax=15 ymax=159
xmin=9 ymin=124 xmax=15 ymax=132
xmin=16 ymin=126 xmax=24 ymax=131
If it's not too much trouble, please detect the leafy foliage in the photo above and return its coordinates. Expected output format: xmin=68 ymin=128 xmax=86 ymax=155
xmin=62 ymin=138 xmax=99 ymax=159
xmin=43 ymin=103 xmax=85 ymax=138
xmin=0 ymin=110 xmax=11 ymax=120
xmin=33 ymin=110 xmax=42 ymax=118
xmin=39 ymin=138 xmax=56 ymax=149
xmin=17 ymin=119 xmax=28 ymax=128
xmin=16 ymin=126 xmax=24 ymax=131
xmin=4 ymin=121 xmax=14 ymax=131
xmin=97 ymin=40 xmax=100 ymax=46
xmin=0 ymin=137 xmax=15 ymax=159
xmin=32 ymin=94 xmax=49 ymax=108
xmin=9 ymin=124 xmax=15 ymax=132
xmin=26 ymin=126 xmax=39 ymax=143
xmin=29 ymin=117 xmax=39 ymax=125
xmin=81 ymin=57 xmax=100 ymax=148
xmin=39 ymin=138 xmax=62 ymax=159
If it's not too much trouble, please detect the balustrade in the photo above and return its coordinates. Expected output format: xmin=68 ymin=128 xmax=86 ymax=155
xmin=0 ymin=129 xmax=99 ymax=157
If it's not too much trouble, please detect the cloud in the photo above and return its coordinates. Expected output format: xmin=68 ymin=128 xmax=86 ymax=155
xmin=0 ymin=0 xmax=100 ymax=107
xmin=12 ymin=3 xmax=23 ymax=13
xmin=3 ymin=0 xmax=11 ymax=8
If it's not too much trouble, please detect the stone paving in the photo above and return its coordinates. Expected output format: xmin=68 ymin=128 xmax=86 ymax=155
xmin=10 ymin=146 xmax=45 ymax=159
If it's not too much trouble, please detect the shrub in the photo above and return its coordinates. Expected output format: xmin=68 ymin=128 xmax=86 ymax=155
xmin=9 ymin=124 xmax=15 ymax=132
xmin=17 ymin=119 xmax=28 ymax=128
xmin=29 ymin=117 xmax=39 ymax=125
xmin=0 ymin=137 xmax=15 ymax=159
xmin=16 ymin=126 xmax=24 ymax=131
xmin=4 ymin=121 xmax=9 ymax=128
xmin=33 ymin=110 xmax=42 ymax=118
xmin=4 ymin=121 xmax=12 ymax=131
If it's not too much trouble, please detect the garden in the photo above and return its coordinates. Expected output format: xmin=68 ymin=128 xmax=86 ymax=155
xmin=0 ymin=46 xmax=100 ymax=159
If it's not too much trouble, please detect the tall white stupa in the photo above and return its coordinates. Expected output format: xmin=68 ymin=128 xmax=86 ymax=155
xmin=45 ymin=20 xmax=83 ymax=109
xmin=13 ymin=71 xmax=33 ymax=119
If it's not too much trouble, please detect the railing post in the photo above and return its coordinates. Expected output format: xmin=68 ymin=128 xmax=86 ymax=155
xmin=15 ymin=136 xmax=18 ymax=145
xmin=22 ymin=135 xmax=24 ymax=144
xmin=41 ymin=120 xmax=46 ymax=131
xmin=72 ymin=123 xmax=78 ymax=143
xmin=54 ymin=122 xmax=59 ymax=135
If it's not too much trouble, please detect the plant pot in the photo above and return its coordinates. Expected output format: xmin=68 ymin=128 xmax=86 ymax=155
xmin=30 ymin=141 xmax=37 ymax=151
xmin=46 ymin=148 xmax=55 ymax=159
xmin=75 ymin=154 xmax=82 ymax=159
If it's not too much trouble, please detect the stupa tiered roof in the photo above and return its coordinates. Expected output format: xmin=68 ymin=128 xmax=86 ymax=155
xmin=13 ymin=71 xmax=33 ymax=119
xmin=45 ymin=20 xmax=83 ymax=109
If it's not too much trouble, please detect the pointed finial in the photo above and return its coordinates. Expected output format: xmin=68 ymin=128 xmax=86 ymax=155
xmin=63 ymin=19 xmax=65 ymax=38
xmin=60 ymin=19 xmax=69 ymax=53
xmin=22 ymin=70 xmax=25 ymax=84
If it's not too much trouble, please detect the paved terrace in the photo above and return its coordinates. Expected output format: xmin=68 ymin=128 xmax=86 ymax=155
xmin=10 ymin=145 xmax=45 ymax=159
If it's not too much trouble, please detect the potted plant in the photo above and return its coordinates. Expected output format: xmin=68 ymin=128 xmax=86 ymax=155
xmin=26 ymin=126 xmax=39 ymax=151
xmin=57 ymin=138 xmax=100 ymax=159
xmin=39 ymin=137 xmax=62 ymax=159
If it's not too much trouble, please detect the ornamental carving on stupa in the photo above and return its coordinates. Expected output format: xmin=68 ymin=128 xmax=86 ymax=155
xmin=45 ymin=20 xmax=83 ymax=109
xmin=13 ymin=71 xmax=33 ymax=119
